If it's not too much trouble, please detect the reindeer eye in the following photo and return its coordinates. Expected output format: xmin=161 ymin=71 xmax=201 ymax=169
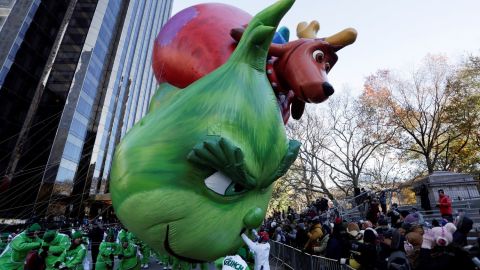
xmin=312 ymin=50 xmax=324 ymax=63
xmin=325 ymin=62 xmax=331 ymax=72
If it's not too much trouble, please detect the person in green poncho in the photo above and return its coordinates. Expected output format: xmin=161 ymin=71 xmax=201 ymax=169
xmin=118 ymin=235 xmax=140 ymax=270
xmin=139 ymin=240 xmax=151 ymax=269
xmin=42 ymin=229 xmax=71 ymax=270
xmin=0 ymin=223 xmax=43 ymax=270
xmin=95 ymin=230 xmax=119 ymax=270
xmin=116 ymin=228 xmax=134 ymax=244
xmin=56 ymin=231 xmax=86 ymax=270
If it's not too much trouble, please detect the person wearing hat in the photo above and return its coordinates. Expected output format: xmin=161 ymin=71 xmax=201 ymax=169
xmin=351 ymin=228 xmax=378 ymax=270
xmin=404 ymin=231 xmax=423 ymax=269
xmin=56 ymin=230 xmax=87 ymax=270
xmin=241 ymin=229 xmax=270 ymax=270
xmin=0 ymin=223 xmax=43 ymax=270
xmin=95 ymin=230 xmax=119 ymax=270
xmin=42 ymin=229 xmax=71 ymax=270
xmin=346 ymin=222 xmax=362 ymax=241
xmin=417 ymin=223 xmax=476 ymax=270
xmin=117 ymin=235 xmax=140 ymax=270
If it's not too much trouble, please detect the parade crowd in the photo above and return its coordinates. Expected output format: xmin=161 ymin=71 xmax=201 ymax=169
xmin=263 ymin=189 xmax=480 ymax=270
xmin=1 ymin=189 xmax=479 ymax=270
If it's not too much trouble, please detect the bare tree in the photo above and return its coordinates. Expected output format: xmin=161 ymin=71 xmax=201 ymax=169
xmin=286 ymin=111 xmax=337 ymax=201
xmin=286 ymin=91 xmax=396 ymax=198
xmin=362 ymin=54 xmax=479 ymax=173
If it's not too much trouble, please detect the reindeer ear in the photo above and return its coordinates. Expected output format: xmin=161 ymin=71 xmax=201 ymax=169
xmin=291 ymin=97 xmax=306 ymax=120
xmin=269 ymin=42 xmax=297 ymax=57
xmin=230 ymin=27 xmax=245 ymax=43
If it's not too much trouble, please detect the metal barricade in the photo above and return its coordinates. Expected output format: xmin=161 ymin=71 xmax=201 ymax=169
xmin=269 ymin=241 xmax=357 ymax=270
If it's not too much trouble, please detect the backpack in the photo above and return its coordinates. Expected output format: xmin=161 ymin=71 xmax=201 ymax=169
xmin=387 ymin=250 xmax=411 ymax=270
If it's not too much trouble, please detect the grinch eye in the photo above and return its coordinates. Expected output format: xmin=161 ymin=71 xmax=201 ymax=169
xmin=204 ymin=171 xmax=247 ymax=196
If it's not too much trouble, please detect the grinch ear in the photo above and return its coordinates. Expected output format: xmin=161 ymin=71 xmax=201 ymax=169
xmin=228 ymin=0 xmax=294 ymax=70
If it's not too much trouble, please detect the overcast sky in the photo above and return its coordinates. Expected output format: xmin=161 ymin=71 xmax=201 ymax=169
xmin=171 ymin=0 xmax=480 ymax=94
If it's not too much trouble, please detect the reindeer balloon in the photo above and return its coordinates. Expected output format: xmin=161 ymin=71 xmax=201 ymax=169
xmin=152 ymin=5 xmax=357 ymax=123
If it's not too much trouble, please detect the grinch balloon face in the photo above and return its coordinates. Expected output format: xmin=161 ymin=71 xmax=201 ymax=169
xmin=110 ymin=0 xmax=299 ymax=262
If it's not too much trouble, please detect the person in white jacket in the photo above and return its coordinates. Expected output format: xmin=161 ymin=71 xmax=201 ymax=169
xmin=241 ymin=229 xmax=270 ymax=270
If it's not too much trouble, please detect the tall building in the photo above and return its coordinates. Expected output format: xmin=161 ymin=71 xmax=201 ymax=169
xmin=0 ymin=0 xmax=16 ymax=31
xmin=0 ymin=0 xmax=173 ymax=220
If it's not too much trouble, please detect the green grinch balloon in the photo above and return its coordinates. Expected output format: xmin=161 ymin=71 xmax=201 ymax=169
xmin=110 ymin=0 xmax=300 ymax=262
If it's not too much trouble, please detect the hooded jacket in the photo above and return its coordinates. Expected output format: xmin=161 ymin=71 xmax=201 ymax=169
xmin=44 ymin=232 xmax=71 ymax=270
xmin=0 ymin=231 xmax=42 ymax=270
xmin=58 ymin=242 xmax=87 ymax=270
xmin=453 ymin=216 xmax=473 ymax=246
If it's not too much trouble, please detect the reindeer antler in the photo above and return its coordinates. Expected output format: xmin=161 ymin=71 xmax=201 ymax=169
xmin=325 ymin=28 xmax=357 ymax=47
xmin=296 ymin=20 xmax=357 ymax=47
xmin=296 ymin=20 xmax=320 ymax=38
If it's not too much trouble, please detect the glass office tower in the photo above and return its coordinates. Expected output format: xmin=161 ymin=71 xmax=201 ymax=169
xmin=0 ymin=0 xmax=173 ymax=219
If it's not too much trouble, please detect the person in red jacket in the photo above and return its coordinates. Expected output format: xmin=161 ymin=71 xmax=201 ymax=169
xmin=436 ymin=189 xmax=453 ymax=222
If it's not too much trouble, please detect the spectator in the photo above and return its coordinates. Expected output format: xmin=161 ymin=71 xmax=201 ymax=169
xmin=379 ymin=191 xmax=387 ymax=215
xmin=314 ymin=224 xmax=330 ymax=255
xmin=295 ymin=222 xmax=308 ymax=250
xmin=366 ymin=198 xmax=380 ymax=225
xmin=351 ymin=228 xmax=378 ymax=270
xmin=89 ymin=222 xmax=105 ymax=269
xmin=417 ymin=224 xmax=475 ymax=270
xmin=285 ymin=224 xmax=297 ymax=246
xmin=346 ymin=222 xmax=363 ymax=242
xmin=411 ymin=207 xmax=425 ymax=225
xmin=419 ymin=184 xmax=432 ymax=213
xmin=453 ymin=215 xmax=473 ymax=247
xmin=304 ymin=219 xmax=323 ymax=253
xmin=273 ymin=226 xmax=285 ymax=243
xmin=375 ymin=216 xmax=390 ymax=236
xmin=387 ymin=203 xmax=401 ymax=228
xmin=319 ymin=197 xmax=329 ymax=213
xmin=436 ymin=189 xmax=453 ymax=222
xmin=325 ymin=223 xmax=350 ymax=261
xmin=405 ymin=231 xmax=423 ymax=269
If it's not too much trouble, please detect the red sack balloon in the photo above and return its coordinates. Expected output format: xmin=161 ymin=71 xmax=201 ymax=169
xmin=152 ymin=3 xmax=251 ymax=88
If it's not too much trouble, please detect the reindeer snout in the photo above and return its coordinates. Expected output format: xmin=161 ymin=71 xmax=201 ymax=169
xmin=297 ymin=81 xmax=335 ymax=103
xmin=322 ymin=82 xmax=335 ymax=97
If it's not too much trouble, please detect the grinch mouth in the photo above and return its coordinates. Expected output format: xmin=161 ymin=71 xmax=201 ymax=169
xmin=164 ymin=225 xmax=205 ymax=263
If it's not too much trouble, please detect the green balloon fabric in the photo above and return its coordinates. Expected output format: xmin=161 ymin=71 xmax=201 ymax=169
xmin=110 ymin=0 xmax=300 ymax=262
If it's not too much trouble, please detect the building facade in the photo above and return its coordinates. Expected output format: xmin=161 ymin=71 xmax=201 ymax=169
xmin=0 ymin=0 xmax=173 ymax=220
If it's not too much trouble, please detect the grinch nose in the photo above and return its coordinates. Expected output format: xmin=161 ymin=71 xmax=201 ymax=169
xmin=243 ymin=207 xmax=265 ymax=229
